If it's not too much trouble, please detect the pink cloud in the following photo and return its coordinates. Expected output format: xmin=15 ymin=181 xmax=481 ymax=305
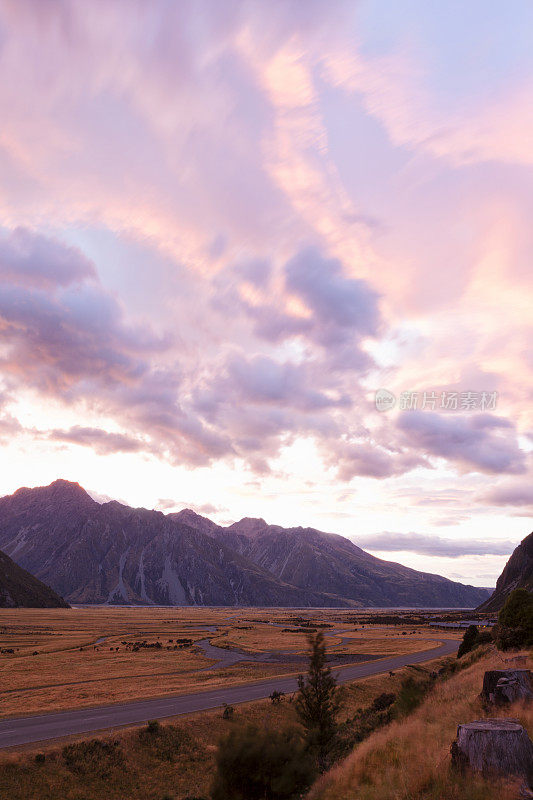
xmin=0 ymin=0 xmax=529 ymax=575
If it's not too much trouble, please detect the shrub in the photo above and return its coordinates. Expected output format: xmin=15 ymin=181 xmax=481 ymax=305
xmin=394 ymin=675 xmax=431 ymax=717
xmin=371 ymin=692 xmax=396 ymax=712
xmin=332 ymin=697 xmax=395 ymax=762
xmin=62 ymin=738 xmax=123 ymax=778
xmin=211 ymin=724 xmax=315 ymax=800
xmin=146 ymin=719 xmax=161 ymax=735
xmin=495 ymin=588 xmax=533 ymax=650
xmin=477 ymin=630 xmax=493 ymax=646
xmin=457 ymin=625 xmax=493 ymax=658
xmin=34 ymin=752 xmax=45 ymax=764
xmin=137 ymin=722 xmax=194 ymax=762
xmin=222 ymin=703 xmax=234 ymax=720
xmin=458 ymin=625 xmax=480 ymax=658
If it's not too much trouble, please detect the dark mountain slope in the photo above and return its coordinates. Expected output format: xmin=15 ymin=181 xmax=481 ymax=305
xmin=0 ymin=548 xmax=69 ymax=608
xmin=478 ymin=532 xmax=533 ymax=612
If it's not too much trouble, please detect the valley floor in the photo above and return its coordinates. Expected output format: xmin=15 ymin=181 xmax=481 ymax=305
xmin=0 ymin=606 xmax=463 ymax=717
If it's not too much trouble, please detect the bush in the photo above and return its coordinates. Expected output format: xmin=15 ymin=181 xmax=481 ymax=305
xmin=495 ymin=588 xmax=533 ymax=650
xmin=457 ymin=625 xmax=480 ymax=658
xmin=457 ymin=625 xmax=492 ymax=658
xmin=371 ymin=692 xmax=396 ymax=712
xmin=332 ymin=693 xmax=396 ymax=762
xmin=62 ymin=738 xmax=123 ymax=778
xmin=394 ymin=676 xmax=431 ymax=717
xmin=477 ymin=630 xmax=493 ymax=646
xmin=137 ymin=722 xmax=194 ymax=762
xmin=211 ymin=724 xmax=315 ymax=800
xmin=146 ymin=719 xmax=161 ymax=734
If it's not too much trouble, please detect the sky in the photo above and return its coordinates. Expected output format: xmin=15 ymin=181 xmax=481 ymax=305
xmin=0 ymin=0 xmax=532 ymax=587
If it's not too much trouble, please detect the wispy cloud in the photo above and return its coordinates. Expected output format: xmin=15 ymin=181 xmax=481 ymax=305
xmin=481 ymin=482 xmax=533 ymax=508
xmin=357 ymin=532 xmax=518 ymax=559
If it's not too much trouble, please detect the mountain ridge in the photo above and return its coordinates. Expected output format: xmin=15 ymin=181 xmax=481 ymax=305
xmin=180 ymin=514 xmax=491 ymax=608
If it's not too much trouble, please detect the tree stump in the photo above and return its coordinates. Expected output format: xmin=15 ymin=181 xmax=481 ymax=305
xmin=482 ymin=670 xmax=533 ymax=705
xmin=451 ymin=719 xmax=533 ymax=787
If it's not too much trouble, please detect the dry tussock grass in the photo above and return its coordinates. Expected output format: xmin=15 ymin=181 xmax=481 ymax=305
xmin=309 ymin=647 xmax=532 ymax=800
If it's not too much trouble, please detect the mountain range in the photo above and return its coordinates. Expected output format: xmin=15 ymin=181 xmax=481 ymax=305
xmin=478 ymin=531 xmax=533 ymax=612
xmin=0 ymin=479 xmax=490 ymax=608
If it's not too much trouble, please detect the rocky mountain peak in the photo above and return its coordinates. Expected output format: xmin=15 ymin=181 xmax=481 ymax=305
xmin=48 ymin=478 xmax=92 ymax=496
xmin=227 ymin=517 xmax=268 ymax=537
xmin=169 ymin=508 xmax=220 ymax=536
xmin=9 ymin=478 xmax=95 ymax=508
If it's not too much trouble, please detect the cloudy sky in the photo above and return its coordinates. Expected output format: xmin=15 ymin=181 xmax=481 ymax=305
xmin=0 ymin=0 xmax=531 ymax=587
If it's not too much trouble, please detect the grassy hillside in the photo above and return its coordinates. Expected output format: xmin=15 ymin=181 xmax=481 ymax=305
xmin=310 ymin=648 xmax=533 ymax=800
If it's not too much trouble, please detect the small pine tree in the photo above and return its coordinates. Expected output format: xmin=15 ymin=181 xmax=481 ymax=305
xmin=295 ymin=631 xmax=340 ymax=770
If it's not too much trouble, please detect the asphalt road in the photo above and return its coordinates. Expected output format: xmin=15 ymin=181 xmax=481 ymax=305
xmin=0 ymin=638 xmax=457 ymax=749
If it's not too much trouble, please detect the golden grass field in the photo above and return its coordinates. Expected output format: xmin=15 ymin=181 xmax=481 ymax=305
xmin=0 ymin=607 xmax=460 ymax=717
